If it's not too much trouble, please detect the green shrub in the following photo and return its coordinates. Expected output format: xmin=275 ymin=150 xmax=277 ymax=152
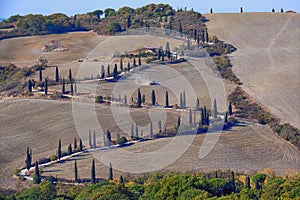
xmin=95 ymin=96 xmax=104 ymax=103
xmin=118 ymin=136 xmax=128 ymax=145
xmin=50 ymin=154 xmax=58 ymax=161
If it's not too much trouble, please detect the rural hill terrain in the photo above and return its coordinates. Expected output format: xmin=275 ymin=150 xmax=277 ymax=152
xmin=0 ymin=4 xmax=299 ymax=198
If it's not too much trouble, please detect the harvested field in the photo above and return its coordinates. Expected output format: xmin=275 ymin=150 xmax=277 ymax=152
xmin=204 ymin=13 xmax=300 ymax=129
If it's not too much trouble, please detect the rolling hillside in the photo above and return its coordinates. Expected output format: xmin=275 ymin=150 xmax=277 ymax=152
xmin=204 ymin=13 xmax=300 ymax=129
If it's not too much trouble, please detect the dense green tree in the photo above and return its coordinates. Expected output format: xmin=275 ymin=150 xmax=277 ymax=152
xmin=107 ymin=64 xmax=110 ymax=76
xmin=40 ymin=180 xmax=56 ymax=200
xmin=165 ymin=90 xmax=169 ymax=107
xmin=108 ymin=162 xmax=113 ymax=180
xmin=251 ymin=173 xmax=267 ymax=190
xmin=228 ymin=101 xmax=233 ymax=115
xmin=246 ymin=175 xmax=251 ymax=189
xmin=127 ymin=62 xmax=131 ymax=72
xmin=79 ymin=138 xmax=83 ymax=151
xmin=108 ymin=22 xmax=122 ymax=33
xmin=89 ymin=10 xmax=103 ymax=18
xmin=25 ymin=147 xmax=32 ymax=170
xmin=210 ymin=8 xmax=213 ymax=14
xmin=133 ymin=56 xmax=136 ymax=66
xmin=241 ymin=7 xmax=243 ymax=13
xmin=120 ymin=175 xmax=124 ymax=184
xmin=18 ymin=186 xmax=41 ymax=199
xmin=231 ymin=171 xmax=236 ymax=192
xmin=151 ymin=90 xmax=156 ymax=105
xmin=104 ymin=8 xmax=116 ymax=17
xmin=91 ymin=159 xmax=96 ymax=184
xmin=68 ymin=144 xmax=72 ymax=155
xmin=120 ymin=58 xmax=123 ymax=71
xmin=224 ymin=112 xmax=228 ymax=124
xmin=57 ymin=139 xmax=62 ymax=160
xmin=127 ymin=15 xmax=131 ymax=29
xmin=74 ymin=160 xmax=78 ymax=182
xmin=27 ymin=79 xmax=32 ymax=92
xmin=137 ymin=88 xmax=142 ymax=107
xmin=138 ymin=54 xmax=141 ymax=66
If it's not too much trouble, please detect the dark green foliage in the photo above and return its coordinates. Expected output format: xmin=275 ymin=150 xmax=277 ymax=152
xmin=25 ymin=147 xmax=32 ymax=170
xmin=165 ymin=90 xmax=169 ymax=107
xmin=44 ymin=78 xmax=48 ymax=94
xmin=120 ymin=58 xmax=123 ymax=71
xmin=120 ymin=175 xmax=124 ymax=184
xmin=151 ymin=90 xmax=156 ymax=105
xmin=118 ymin=136 xmax=128 ymax=145
xmin=108 ymin=162 xmax=113 ymax=180
xmin=95 ymin=95 xmax=104 ymax=103
xmin=107 ymin=64 xmax=110 ymax=76
xmin=137 ymin=88 xmax=142 ymax=107
xmin=213 ymin=55 xmax=240 ymax=84
xmin=210 ymin=8 xmax=213 ymax=14
xmin=228 ymin=101 xmax=233 ymax=115
xmin=231 ymin=171 xmax=236 ymax=192
xmin=79 ymin=138 xmax=83 ymax=151
xmin=138 ymin=54 xmax=141 ymax=66
xmin=57 ymin=139 xmax=62 ymax=160
xmin=39 ymin=67 xmax=42 ymax=82
xmin=241 ymin=7 xmax=243 ymax=13
xmin=246 ymin=176 xmax=251 ymax=189
xmin=272 ymin=8 xmax=275 ymax=12
xmin=127 ymin=63 xmax=130 ymax=71
xmin=213 ymin=98 xmax=217 ymax=118
xmin=142 ymin=94 xmax=145 ymax=104
xmin=61 ymin=78 xmax=65 ymax=94
xmin=251 ymin=174 xmax=266 ymax=190
xmin=91 ymin=159 xmax=96 ymax=184
xmin=74 ymin=160 xmax=78 ymax=182
xmin=68 ymin=68 xmax=72 ymax=84
xmin=281 ymin=8 xmax=284 ymax=13
xmin=108 ymin=22 xmax=122 ymax=34
xmin=133 ymin=56 xmax=136 ymax=67
xmin=224 ymin=112 xmax=228 ymax=123
xmin=113 ymin=64 xmax=118 ymax=80
xmin=68 ymin=144 xmax=72 ymax=155
xmin=107 ymin=130 xmax=111 ymax=147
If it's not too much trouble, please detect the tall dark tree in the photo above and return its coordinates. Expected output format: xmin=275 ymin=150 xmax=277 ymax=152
xmin=246 ymin=176 xmax=251 ymax=189
xmin=101 ymin=65 xmax=105 ymax=78
xmin=206 ymin=113 xmax=210 ymax=126
xmin=131 ymin=124 xmax=134 ymax=139
xmin=151 ymin=90 xmax=156 ymax=105
xmin=137 ymin=88 xmax=142 ymax=107
xmin=193 ymin=29 xmax=197 ymax=41
xmin=119 ymin=175 xmax=124 ymax=184
xmin=272 ymin=8 xmax=275 ymax=12
xmin=74 ymin=160 xmax=78 ymax=182
xmin=33 ymin=161 xmax=41 ymax=184
xmin=158 ymin=120 xmax=162 ymax=133
xmin=91 ymin=159 xmax=96 ymax=184
xmin=108 ymin=162 xmax=113 ymax=180
xmin=187 ymin=35 xmax=191 ymax=50
xmin=69 ymin=68 xmax=72 ymax=84
xmin=120 ymin=58 xmax=123 ymax=71
xmin=127 ymin=15 xmax=131 ymax=29
xmin=177 ymin=116 xmax=181 ymax=128
xmin=57 ymin=139 xmax=62 ymax=160
xmin=62 ymin=78 xmax=65 ymax=94
xmin=107 ymin=64 xmax=110 ymax=76
xmin=189 ymin=109 xmax=193 ymax=127
xmin=74 ymin=137 xmax=77 ymax=150
xmin=107 ymin=130 xmax=111 ymax=147
xmin=196 ymin=98 xmax=200 ymax=110
xmin=161 ymin=51 xmax=165 ymax=61
xmin=79 ymin=138 xmax=83 ymax=151
xmin=213 ymin=98 xmax=218 ymax=118
xmin=138 ymin=55 xmax=142 ymax=66
xmin=133 ymin=56 xmax=136 ymax=67
xmin=231 ymin=171 xmax=236 ymax=192
xmin=135 ymin=124 xmax=139 ymax=139
xmin=205 ymin=28 xmax=209 ymax=43
xmin=201 ymin=30 xmax=205 ymax=42
xmin=70 ymin=84 xmax=74 ymax=96
xmin=281 ymin=8 xmax=284 ymax=13
xmin=179 ymin=21 xmax=183 ymax=37
xmin=44 ymin=78 xmax=48 ymax=95
xmin=224 ymin=112 xmax=228 ymax=124
xmin=228 ymin=102 xmax=233 ymax=115
xmin=89 ymin=130 xmax=92 ymax=149
xmin=210 ymin=8 xmax=213 ymax=14
xmin=55 ymin=66 xmax=59 ymax=83
xmin=25 ymin=147 xmax=32 ymax=170
xmin=27 ymin=79 xmax=32 ymax=92
xmin=240 ymin=7 xmax=243 ymax=13
xmin=93 ymin=130 xmax=96 ymax=148
xmin=127 ymin=63 xmax=130 ymax=72
xmin=68 ymin=144 xmax=72 ymax=155
xmin=142 ymin=94 xmax=146 ymax=104
xmin=165 ymin=90 xmax=169 ymax=107
xmin=39 ymin=67 xmax=42 ymax=82
xmin=113 ymin=64 xmax=118 ymax=80
xmin=149 ymin=121 xmax=153 ymax=138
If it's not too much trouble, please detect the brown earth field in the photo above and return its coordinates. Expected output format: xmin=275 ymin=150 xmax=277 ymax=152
xmin=204 ymin=12 xmax=300 ymax=129
xmin=0 ymin=13 xmax=299 ymax=190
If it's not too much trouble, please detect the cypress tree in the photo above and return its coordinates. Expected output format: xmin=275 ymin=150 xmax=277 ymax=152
xmin=74 ymin=137 xmax=77 ymax=150
xmin=240 ymin=7 xmax=243 ymax=13
xmin=205 ymin=28 xmax=209 ymax=43
xmin=127 ymin=15 xmax=131 ymax=28
xmin=158 ymin=120 xmax=162 ymax=133
xmin=93 ymin=130 xmax=96 ymax=148
xmin=27 ymin=79 xmax=32 ymax=92
xmin=113 ymin=64 xmax=118 ymax=80
xmin=142 ymin=94 xmax=145 ymax=104
xmin=165 ymin=90 xmax=169 ymax=107
xmin=231 ymin=171 xmax=236 ymax=192
xmin=58 ymin=139 xmax=62 ymax=160
xmin=39 ymin=67 xmax=42 ymax=82
xmin=69 ymin=68 xmax=72 ymax=84
xmin=149 ymin=121 xmax=153 ymax=138
xmin=79 ymin=138 xmax=83 ymax=151
xmin=228 ymin=102 xmax=233 ymax=115
xmin=33 ymin=161 xmax=41 ymax=184
xmin=89 ymin=130 xmax=92 ymax=149
xmin=189 ymin=109 xmax=193 ymax=127
xmin=224 ymin=112 xmax=228 ymax=124
xmin=120 ymin=58 xmax=123 ymax=71
xmin=183 ymin=91 xmax=186 ymax=108
xmin=101 ymin=65 xmax=105 ymax=78
xmin=158 ymin=48 xmax=161 ymax=60
xmin=210 ymin=8 xmax=213 ymax=14
xmin=272 ymin=8 xmax=275 ymax=12
xmin=44 ymin=78 xmax=48 ymax=94
xmin=108 ymin=162 xmax=113 ymax=180
xmin=103 ymin=131 xmax=106 ymax=146
xmin=120 ymin=175 xmax=124 ymax=184
xmin=213 ymin=98 xmax=218 ymax=118
xmin=107 ymin=64 xmax=110 ymax=76
xmin=25 ymin=147 xmax=32 ymax=170
xmin=179 ymin=22 xmax=183 ymax=37
xmin=137 ymin=88 xmax=142 ymax=107
xmin=70 ymin=84 xmax=74 ymax=96
xmin=133 ymin=56 xmax=136 ymax=67
xmin=135 ymin=124 xmax=139 ymax=139
xmin=68 ymin=144 xmax=72 ymax=155
xmin=180 ymin=93 xmax=183 ymax=108
xmin=193 ymin=29 xmax=197 ymax=41
xmin=62 ymin=78 xmax=65 ymax=94
xmin=74 ymin=160 xmax=78 ymax=182
xmin=107 ymin=130 xmax=111 ymax=147
xmin=124 ymin=94 xmax=127 ymax=105
xmin=91 ymin=159 xmax=96 ymax=184
xmin=201 ymin=30 xmax=205 ymax=42
xmin=161 ymin=51 xmax=165 ymax=61
xmin=166 ymin=42 xmax=170 ymax=53
xmin=127 ymin=63 xmax=130 ymax=72
xmin=196 ymin=98 xmax=200 ymax=110
xmin=138 ymin=54 xmax=141 ymax=66
xmin=55 ymin=66 xmax=59 ymax=82
xmin=206 ymin=113 xmax=210 ymax=126
xmin=131 ymin=124 xmax=134 ymax=139
xmin=246 ymin=176 xmax=251 ymax=189
xmin=281 ymin=8 xmax=284 ymax=13
xmin=151 ymin=90 xmax=156 ymax=105
xmin=74 ymin=80 xmax=77 ymax=95
xmin=177 ymin=116 xmax=181 ymax=128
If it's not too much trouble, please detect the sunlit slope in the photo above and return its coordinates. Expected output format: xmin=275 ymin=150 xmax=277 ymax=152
xmin=204 ymin=13 xmax=300 ymax=129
